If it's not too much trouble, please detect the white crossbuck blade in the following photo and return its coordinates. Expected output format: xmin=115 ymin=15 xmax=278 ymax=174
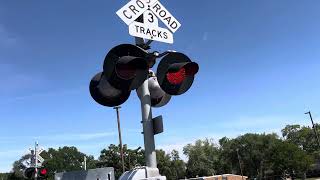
xmin=116 ymin=0 xmax=181 ymax=44
xmin=116 ymin=0 xmax=159 ymax=26
xmin=37 ymin=154 xmax=44 ymax=163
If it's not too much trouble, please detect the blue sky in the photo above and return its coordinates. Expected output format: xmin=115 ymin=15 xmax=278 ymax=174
xmin=1 ymin=0 xmax=320 ymax=172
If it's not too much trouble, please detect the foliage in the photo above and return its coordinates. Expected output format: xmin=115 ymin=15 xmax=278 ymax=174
xmin=98 ymin=144 xmax=145 ymax=179
xmin=282 ymin=124 xmax=320 ymax=156
xmin=183 ymin=133 xmax=312 ymax=179
xmin=12 ymin=146 xmax=97 ymax=180
xmin=40 ymin=146 xmax=97 ymax=179
xmin=156 ymin=149 xmax=186 ymax=180
xmin=183 ymin=139 xmax=219 ymax=177
xmin=0 ymin=173 xmax=20 ymax=180
xmin=8 ymin=123 xmax=320 ymax=180
xmin=11 ymin=153 xmax=34 ymax=179
xmin=220 ymin=133 xmax=280 ymax=178
xmin=269 ymin=140 xmax=312 ymax=178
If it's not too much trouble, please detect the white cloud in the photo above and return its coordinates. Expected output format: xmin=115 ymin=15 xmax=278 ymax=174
xmin=0 ymin=132 xmax=116 ymax=142
xmin=33 ymin=132 xmax=117 ymax=142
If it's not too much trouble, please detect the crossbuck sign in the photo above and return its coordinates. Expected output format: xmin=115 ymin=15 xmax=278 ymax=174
xmin=116 ymin=0 xmax=181 ymax=44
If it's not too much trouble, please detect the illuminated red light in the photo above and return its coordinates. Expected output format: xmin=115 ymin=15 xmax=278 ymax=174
xmin=40 ymin=168 xmax=47 ymax=175
xmin=166 ymin=68 xmax=186 ymax=85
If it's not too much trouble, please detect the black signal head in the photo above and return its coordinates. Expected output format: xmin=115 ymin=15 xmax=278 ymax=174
xmin=89 ymin=72 xmax=131 ymax=107
xmin=24 ymin=167 xmax=36 ymax=179
xmin=157 ymin=52 xmax=199 ymax=95
xmin=103 ymin=44 xmax=149 ymax=91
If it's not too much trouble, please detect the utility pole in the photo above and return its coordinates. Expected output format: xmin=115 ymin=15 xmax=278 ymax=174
xmin=236 ymin=149 xmax=244 ymax=180
xmin=34 ymin=142 xmax=38 ymax=180
xmin=114 ymin=106 xmax=125 ymax=173
xmin=305 ymin=111 xmax=320 ymax=148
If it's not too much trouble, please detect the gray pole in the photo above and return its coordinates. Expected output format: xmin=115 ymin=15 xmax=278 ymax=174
xmin=34 ymin=142 xmax=38 ymax=180
xmin=126 ymin=0 xmax=157 ymax=170
xmin=305 ymin=111 xmax=320 ymax=148
xmin=136 ymin=37 xmax=157 ymax=168
xmin=114 ymin=106 xmax=125 ymax=173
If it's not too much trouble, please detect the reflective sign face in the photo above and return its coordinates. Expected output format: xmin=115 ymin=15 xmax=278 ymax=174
xmin=116 ymin=0 xmax=181 ymax=44
xmin=116 ymin=0 xmax=159 ymax=26
xmin=149 ymin=1 xmax=181 ymax=33
xmin=143 ymin=10 xmax=159 ymax=27
xmin=129 ymin=21 xmax=173 ymax=44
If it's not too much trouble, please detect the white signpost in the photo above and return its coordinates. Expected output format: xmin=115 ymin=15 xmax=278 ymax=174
xmin=117 ymin=0 xmax=181 ymax=44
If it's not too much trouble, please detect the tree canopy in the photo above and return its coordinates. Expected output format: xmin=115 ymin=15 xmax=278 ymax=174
xmin=5 ymin=123 xmax=320 ymax=180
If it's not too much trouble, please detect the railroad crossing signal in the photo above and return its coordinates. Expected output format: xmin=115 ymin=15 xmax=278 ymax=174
xmin=24 ymin=167 xmax=48 ymax=180
xmin=116 ymin=0 xmax=181 ymax=44
xmin=24 ymin=142 xmax=47 ymax=179
xmin=156 ymin=52 xmax=199 ymax=95
xmin=90 ymin=1 xmax=199 ymax=179
xmin=89 ymin=45 xmax=199 ymax=107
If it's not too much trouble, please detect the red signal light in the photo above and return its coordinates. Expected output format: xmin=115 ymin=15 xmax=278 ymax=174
xmin=166 ymin=68 xmax=186 ymax=85
xmin=157 ymin=52 xmax=199 ymax=95
xmin=166 ymin=62 xmax=199 ymax=85
xmin=40 ymin=168 xmax=47 ymax=175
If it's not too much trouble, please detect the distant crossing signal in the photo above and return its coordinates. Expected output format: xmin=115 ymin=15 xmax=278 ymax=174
xmin=23 ymin=167 xmax=48 ymax=179
xmin=24 ymin=167 xmax=36 ymax=179
xmin=38 ymin=167 xmax=48 ymax=179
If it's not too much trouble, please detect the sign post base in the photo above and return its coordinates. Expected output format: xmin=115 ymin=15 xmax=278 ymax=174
xmin=119 ymin=167 xmax=166 ymax=180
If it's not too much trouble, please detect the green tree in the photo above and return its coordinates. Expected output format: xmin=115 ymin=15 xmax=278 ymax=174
xmin=98 ymin=144 xmax=145 ymax=179
xmin=11 ymin=153 xmax=33 ymax=179
xmin=269 ymin=140 xmax=312 ymax=178
xmin=218 ymin=133 xmax=280 ymax=178
xmin=218 ymin=132 xmax=313 ymax=179
xmin=282 ymin=124 xmax=320 ymax=155
xmin=157 ymin=150 xmax=172 ymax=178
xmin=0 ymin=173 xmax=19 ymax=180
xmin=40 ymin=146 xmax=97 ymax=179
xmin=156 ymin=150 xmax=186 ymax=180
xmin=170 ymin=150 xmax=186 ymax=179
xmin=183 ymin=139 xmax=219 ymax=178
